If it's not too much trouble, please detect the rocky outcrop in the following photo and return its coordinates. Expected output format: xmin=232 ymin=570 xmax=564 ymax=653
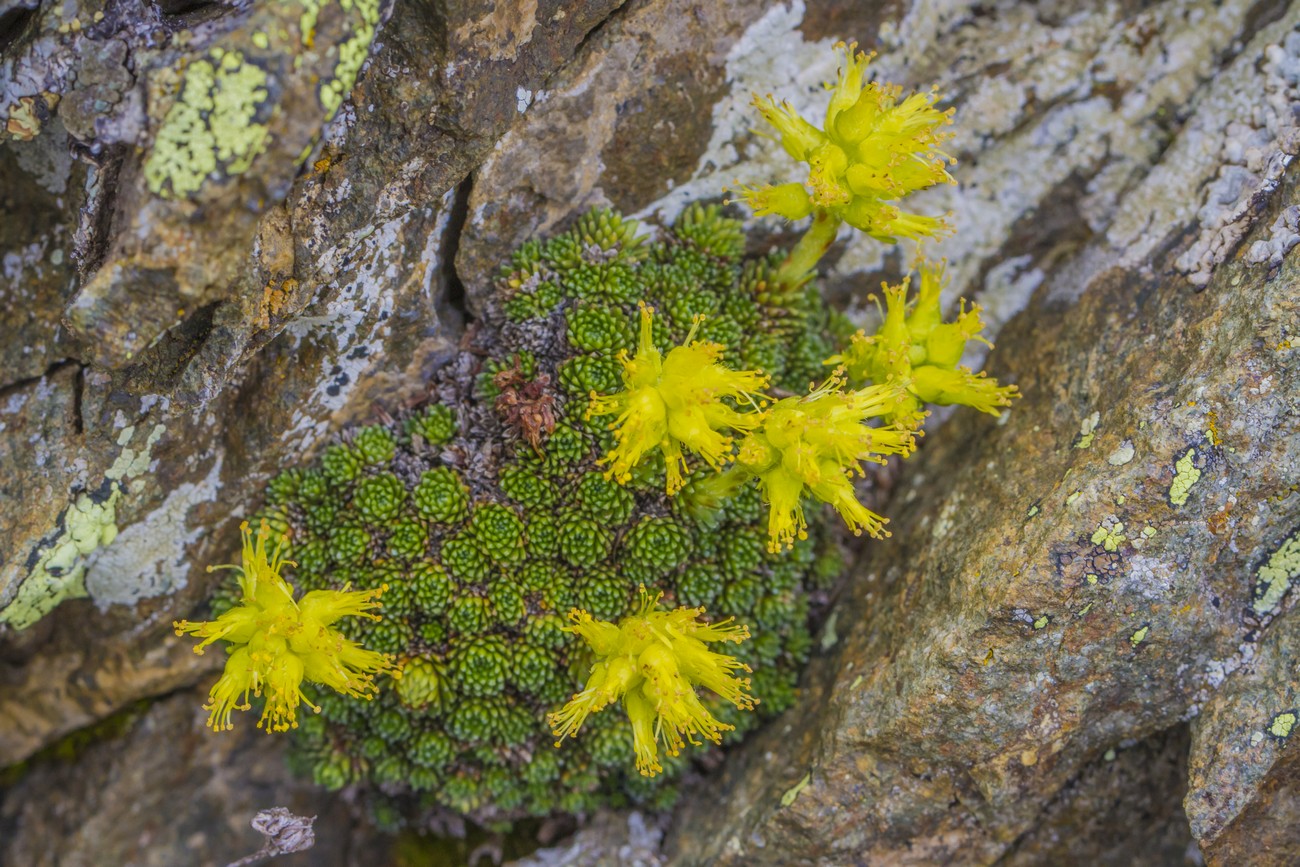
xmin=2 ymin=0 xmax=1298 ymax=864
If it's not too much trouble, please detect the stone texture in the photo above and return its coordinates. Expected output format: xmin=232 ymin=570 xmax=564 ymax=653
xmin=0 ymin=0 xmax=622 ymax=765
xmin=1 ymin=0 xmax=1299 ymax=863
xmin=0 ymin=688 xmax=359 ymax=867
xmin=1186 ymin=575 xmax=1300 ymax=865
xmin=662 ymin=6 xmax=1300 ymax=863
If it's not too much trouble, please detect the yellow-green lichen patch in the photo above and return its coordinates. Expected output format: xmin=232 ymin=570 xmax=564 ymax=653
xmin=144 ymin=49 xmax=272 ymax=198
xmin=1073 ymin=411 xmax=1100 ymax=449
xmin=1268 ymin=710 xmax=1297 ymax=739
xmin=1129 ymin=623 xmax=1150 ymax=647
xmin=780 ymin=773 xmax=812 ymax=808
xmin=1033 ymin=614 xmax=1050 ymax=629
xmin=1091 ymin=521 xmax=1126 ymax=552
xmin=1251 ymin=530 xmax=1300 ymax=616
xmin=0 ymin=484 xmax=123 ymax=630
xmin=317 ymin=0 xmax=383 ymax=120
xmin=1168 ymin=448 xmax=1202 ymax=507
xmin=819 ymin=610 xmax=840 ymax=650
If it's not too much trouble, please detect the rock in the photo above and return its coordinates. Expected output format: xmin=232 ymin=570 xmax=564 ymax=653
xmin=663 ymin=6 xmax=1300 ymax=863
xmin=0 ymin=688 xmax=359 ymax=867
xmin=1186 ymin=568 xmax=1300 ymax=864
xmin=0 ymin=0 xmax=623 ymax=765
xmin=2 ymin=0 xmax=1299 ymax=862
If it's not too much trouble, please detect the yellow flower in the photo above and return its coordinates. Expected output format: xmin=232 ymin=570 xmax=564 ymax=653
xmin=742 ymin=41 xmax=954 ymax=243
xmin=588 ymin=304 xmax=769 ymax=493
xmin=174 ymin=521 xmax=394 ymax=732
xmin=733 ymin=372 xmax=919 ymax=551
xmin=827 ymin=261 xmax=1020 ymax=418
xmin=548 ymin=588 xmax=757 ymax=777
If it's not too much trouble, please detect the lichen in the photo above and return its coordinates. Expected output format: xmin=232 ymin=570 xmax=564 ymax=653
xmin=316 ymin=0 xmax=384 ymax=120
xmin=1074 ymin=411 xmax=1100 ymax=449
xmin=1267 ymin=710 xmax=1297 ymax=740
xmin=1168 ymin=448 xmax=1202 ymax=507
xmin=1251 ymin=530 xmax=1300 ymax=616
xmin=0 ymin=484 xmax=122 ymax=629
xmin=1091 ymin=520 xmax=1126 ymax=552
xmin=143 ymin=49 xmax=272 ymax=198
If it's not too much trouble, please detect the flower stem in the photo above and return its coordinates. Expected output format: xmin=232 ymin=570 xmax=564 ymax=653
xmin=775 ymin=209 xmax=842 ymax=290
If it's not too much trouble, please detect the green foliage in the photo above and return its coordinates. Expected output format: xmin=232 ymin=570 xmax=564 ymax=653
xmin=566 ymin=303 xmax=635 ymax=353
xmin=557 ymin=516 xmax=613 ymax=568
xmin=355 ymin=473 xmax=407 ymax=524
xmin=469 ymin=504 xmax=526 ymax=565
xmin=355 ymin=425 xmax=398 ymax=465
xmin=406 ymin=404 xmax=459 ymax=445
xmin=413 ymin=468 xmax=469 ymax=524
xmin=671 ymin=202 xmax=746 ymax=259
xmin=264 ymin=207 xmax=839 ymax=826
xmin=387 ymin=518 xmax=429 ymax=561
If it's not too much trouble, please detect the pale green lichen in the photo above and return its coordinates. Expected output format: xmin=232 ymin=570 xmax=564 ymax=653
xmin=780 ymin=773 xmax=812 ymax=808
xmin=318 ymin=0 xmax=382 ymax=120
xmin=1251 ymin=531 xmax=1300 ymax=615
xmin=1268 ymin=710 xmax=1296 ymax=739
xmin=1129 ymin=624 xmax=1150 ymax=646
xmin=1074 ymin=411 xmax=1100 ymax=449
xmin=144 ymin=49 xmax=271 ymax=198
xmin=1033 ymin=615 xmax=1049 ymax=629
xmin=1168 ymin=448 xmax=1202 ymax=507
xmin=107 ymin=423 xmax=166 ymax=484
xmin=1091 ymin=521 xmax=1126 ymax=552
xmin=0 ymin=485 xmax=122 ymax=629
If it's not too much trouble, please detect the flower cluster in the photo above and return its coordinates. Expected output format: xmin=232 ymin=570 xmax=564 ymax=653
xmin=828 ymin=262 xmax=1020 ymax=419
xmin=740 ymin=41 xmax=954 ymax=245
xmin=175 ymin=521 xmax=395 ymax=732
xmin=732 ymin=373 xmax=921 ymax=550
xmin=588 ymin=303 xmax=769 ymax=494
xmin=176 ymin=37 xmax=1022 ymax=800
xmin=591 ymin=306 xmax=914 ymax=549
xmin=549 ymin=587 xmax=756 ymax=777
